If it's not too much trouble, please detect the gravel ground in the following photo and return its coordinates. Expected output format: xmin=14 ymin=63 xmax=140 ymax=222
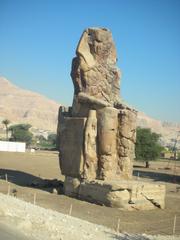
xmin=0 ymin=222 xmax=33 ymax=240
xmin=0 ymin=193 xmax=179 ymax=240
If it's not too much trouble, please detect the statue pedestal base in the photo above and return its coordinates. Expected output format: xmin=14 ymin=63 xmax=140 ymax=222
xmin=64 ymin=177 xmax=166 ymax=210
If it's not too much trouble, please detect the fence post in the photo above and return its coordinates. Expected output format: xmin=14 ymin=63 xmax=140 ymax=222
xmin=33 ymin=193 xmax=36 ymax=205
xmin=173 ymin=215 xmax=176 ymax=235
xmin=69 ymin=204 xmax=72 ymax=216
xmin=7 ymin=184 xmax=10 ymax=195
xmin=5 ymin=174 xmax=8 ymax=182
xmin=116 ymin=218 xmax=120 ymax=233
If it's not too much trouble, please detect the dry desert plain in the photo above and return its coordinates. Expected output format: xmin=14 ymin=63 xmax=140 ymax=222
xmin=0 ymin=151 xmax=180 ymax=236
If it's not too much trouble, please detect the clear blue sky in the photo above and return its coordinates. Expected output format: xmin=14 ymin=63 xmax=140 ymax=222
xmin=0 ymin=0 xmax=180 ymax=122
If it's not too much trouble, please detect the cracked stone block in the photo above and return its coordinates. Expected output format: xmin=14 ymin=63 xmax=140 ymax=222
xmin=64 ymin=178 xmax=166 ymax=210
xmin=59 ymin=117 xmax=86 ymax=178
xmin=84 ymin=110 xmax=98 ymax=180
xmin=97 ymin=107 xmax=118 ymax=180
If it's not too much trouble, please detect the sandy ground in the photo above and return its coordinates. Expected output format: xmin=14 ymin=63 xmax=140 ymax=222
xmin=0 ymin=192 xmax=123 ymax=240
xmin=0 ymin=151 xmax=180 ymax=238
xmin=0 ymin=193 xmax=180 ymax=240
xmin=0 ymin=221 xmax=32 ymax=240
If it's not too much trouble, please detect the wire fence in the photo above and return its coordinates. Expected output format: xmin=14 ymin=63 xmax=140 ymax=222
xmin=121 ymin=216 xmax=180 ymax=235
xmin=0 ymin=173 xmax=180 ymax=236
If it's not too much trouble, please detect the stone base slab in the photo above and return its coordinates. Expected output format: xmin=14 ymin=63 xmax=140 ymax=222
xmin=64 ymin=177 xmax=166 ymax=210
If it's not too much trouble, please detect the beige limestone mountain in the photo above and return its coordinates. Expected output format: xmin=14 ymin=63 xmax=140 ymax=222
xmin=0 ymin=76 xmax=179 ymax=147
xmin=0 ymin=77 xmax=60 ymax=131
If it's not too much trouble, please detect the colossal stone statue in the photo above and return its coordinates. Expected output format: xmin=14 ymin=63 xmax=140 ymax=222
xmin=57 ymin=28 xmax=165 ymax=210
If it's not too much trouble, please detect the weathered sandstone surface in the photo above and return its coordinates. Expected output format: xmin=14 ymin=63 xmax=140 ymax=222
xmin=64 ymin=178 xmax=166 ymax=210
xmin=58 ymin=28 xmax=136 ymax=180
xmin=57 ymin=28 xmax=165 ymax=210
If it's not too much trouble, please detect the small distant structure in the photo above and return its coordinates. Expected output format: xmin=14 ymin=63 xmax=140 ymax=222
xmin=0 ymin=141 xmax=26 ymax=152
xmin=30 ymin=148 xmax=35 ymax=153
xmin=161 ymin=151 xmax=176 ymax=159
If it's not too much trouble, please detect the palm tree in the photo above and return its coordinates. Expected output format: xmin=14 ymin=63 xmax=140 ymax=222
xmin=2 ymin=119 xmax=10 ymax=141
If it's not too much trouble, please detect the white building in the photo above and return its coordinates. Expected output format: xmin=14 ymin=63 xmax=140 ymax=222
xmin=0 ymin=141 xmax=26 ymax=152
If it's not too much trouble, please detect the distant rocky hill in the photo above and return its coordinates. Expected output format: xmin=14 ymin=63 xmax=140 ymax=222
xmin=0 ymin=77 xmax=60 ymax=132
xmin=0 ymin=76 xmax=179 ymax=147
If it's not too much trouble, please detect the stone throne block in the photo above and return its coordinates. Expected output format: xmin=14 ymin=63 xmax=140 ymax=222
xmin=59 ymin=117 xmax=86 ymax=178
xmin=57 ymin=28 xmax=166 ymax=210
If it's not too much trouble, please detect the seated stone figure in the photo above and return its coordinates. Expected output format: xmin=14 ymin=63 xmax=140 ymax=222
xmin=57 ymin=28 xmax=165 ymax=210
xmin=57 ymin=27 xmax=137 ymax=181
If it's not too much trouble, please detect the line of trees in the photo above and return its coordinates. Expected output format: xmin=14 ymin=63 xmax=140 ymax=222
xmin=1 ymin=119 xmax=179 ymax=159
xmin=1 ymin=119 xmax=57 ymax=150
xmin=35 ymin=133 xmax=57 ymax=150
xmin=9 ymin=123 xmax=33 ymax=146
